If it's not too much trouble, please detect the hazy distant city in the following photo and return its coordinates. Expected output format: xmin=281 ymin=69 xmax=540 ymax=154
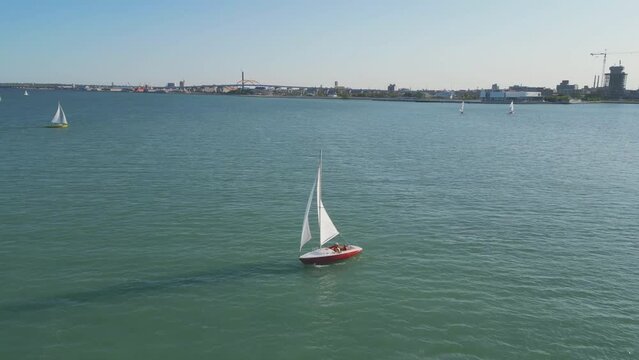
xmin=2 ymin=61 xmax=636 ymax=104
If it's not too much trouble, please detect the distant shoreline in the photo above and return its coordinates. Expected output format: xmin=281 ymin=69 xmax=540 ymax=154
xmin=2 ymin=86 xmax=639 ymax=105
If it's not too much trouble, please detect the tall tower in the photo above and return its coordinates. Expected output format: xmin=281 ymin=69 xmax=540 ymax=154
xmin=242 ymin=71 xmax=245 ymax=91
xmin=606 ymin=63 xmax=627 ymax=99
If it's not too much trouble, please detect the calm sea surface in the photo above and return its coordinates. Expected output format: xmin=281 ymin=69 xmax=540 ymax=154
xmin=1 ymin=89 xmax=638 ymax=359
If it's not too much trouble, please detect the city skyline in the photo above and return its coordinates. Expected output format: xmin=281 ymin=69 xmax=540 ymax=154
xmin=2 ymin=0 xmax=639 ymax=90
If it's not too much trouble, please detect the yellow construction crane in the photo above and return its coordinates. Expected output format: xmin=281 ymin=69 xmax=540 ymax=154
xmin=590 ymin=50 xmax=639 ymax=87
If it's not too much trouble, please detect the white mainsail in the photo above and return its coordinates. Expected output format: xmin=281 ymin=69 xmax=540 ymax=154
xmin=51 ymin=103 xmax=68 ymax=125
xmin=509 ymin=101 xmax=514 ymax=114
xmin=300 ymin=177 xmax=316 ymax=251
xmin=460 ymin=101 xmax=464 ymax=113
xmin=24 ymin=90 xmax=29 ymax=96
xmin=300 ymin=151 xmax=340 ymax=251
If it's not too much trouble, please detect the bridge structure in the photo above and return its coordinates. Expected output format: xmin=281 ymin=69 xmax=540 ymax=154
xmin=210 ymin=71 xmax=316 ymax=90
xmin=209 ymin=80 xmax=316 ymax=90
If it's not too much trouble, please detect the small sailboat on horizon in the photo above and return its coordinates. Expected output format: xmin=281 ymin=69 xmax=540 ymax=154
xmin=46 ymin=102 xmax=68 ymax=128
xmin=298 ymin=151 xmax=363 ymax=265
xmin=459 ymin=101 xmax=465 ymax=114
xmin=508 ymin=101 xmax=515 ymax=115
xmin=24 ymin=90 xmax=29 ymax=96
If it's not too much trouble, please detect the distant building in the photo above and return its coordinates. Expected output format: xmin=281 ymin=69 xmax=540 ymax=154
xmin=334 ymin=81 xmax=338 ymax=89
xmin=556 ymin=80 xmax=578 ymax=96
xmin=605 ymin=64 xmax=627 ymax=99
xmin=167 ymin=82 xmax=176 ymax=88
xmin=480 ymin=89 xmax=542 ymax=103
xmin=509 ymin=85 xmax=538 ymax=91
xmin=179 ymin=80 xmax=185 ymax=89
xmin=433 ymin=91 xmax=454 ymax=99
xmin=200 ymin=86 xmax=217 ymax=93
xmin=387 ymin=84 xmax=396 ymax=92
xmin=627 ymin=89 xmax=639 ymax=99
xmin=491 ymin=83 xmax=500 ymax=91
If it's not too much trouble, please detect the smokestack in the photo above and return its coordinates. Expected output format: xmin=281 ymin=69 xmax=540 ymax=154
xmin=241 ymin=71 xmax=245 ymax=91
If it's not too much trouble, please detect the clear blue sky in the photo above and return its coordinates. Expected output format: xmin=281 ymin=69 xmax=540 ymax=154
xmin=1 ymin=0 xmax=638 ymax=89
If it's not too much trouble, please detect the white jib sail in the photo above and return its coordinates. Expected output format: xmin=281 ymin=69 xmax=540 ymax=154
xmin=60 ymin=105 xmax=68 ymax=124
xmin=318 ymin=200 xmax=339 ymax=246
xmin=300 ymin=176 xmax=317 ymax=251
xmin=509 ymin=101 xmax=514 ymax=113
xmin=316 ymin=153 xmax=339 ymax=246
xmin=460 ymin=101 xmax=464 ymax=112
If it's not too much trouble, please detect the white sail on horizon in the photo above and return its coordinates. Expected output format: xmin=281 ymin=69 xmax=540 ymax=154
xmin=509 ymin=101 xmax=514 ymax=114
xmin=460 ymin=101 xmax=464 ymax=113
xmin=51 ymin=103 xmax=68 ymax=125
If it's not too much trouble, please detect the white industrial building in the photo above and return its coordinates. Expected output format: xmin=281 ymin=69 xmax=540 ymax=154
xmin=480 ymin=90 xmax=542 ymax=102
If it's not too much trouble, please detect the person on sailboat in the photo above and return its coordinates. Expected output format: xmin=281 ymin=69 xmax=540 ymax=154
xmin=330 ymin=243 xmax=348 ymax=253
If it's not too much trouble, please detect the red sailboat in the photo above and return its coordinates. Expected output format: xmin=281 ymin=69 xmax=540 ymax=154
xmin=298 ymin=151 xmax=362 ymax=265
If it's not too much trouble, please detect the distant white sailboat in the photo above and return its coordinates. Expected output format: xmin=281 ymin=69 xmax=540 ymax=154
xmin=508 ymin=101 xmax=514 ymax=115
xmin=47 ymin=102 xmax=68 ymax=128
xmin=298 ymin=151 xmax=363 ymax=265
xmin=459 ymin=101 xmax=465 ymax=114
xmin=24 ymin=90 xmax=29 ymax=96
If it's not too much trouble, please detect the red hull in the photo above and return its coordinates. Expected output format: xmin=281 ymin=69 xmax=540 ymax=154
xmin=299 ymin=247 xmax=363 ymax=265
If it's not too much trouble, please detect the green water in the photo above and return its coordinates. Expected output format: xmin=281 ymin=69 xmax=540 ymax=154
xmin=1 ymin=89 xmax=638 ymax=359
